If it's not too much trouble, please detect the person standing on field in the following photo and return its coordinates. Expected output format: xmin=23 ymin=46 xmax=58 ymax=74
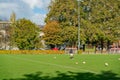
xmin=69 ymin=49 xmax=74 ymax=59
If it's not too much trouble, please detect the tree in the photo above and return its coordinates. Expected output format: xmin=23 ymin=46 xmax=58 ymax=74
xmin=62 ymin=26 xmax=78 ymax=47
xmin=45 ymin=0 xmax=120 ymax=50
xmin=45 ymin=0 xmax=79 ymax=47
xmin=79 ymin=0 xmax=120 ymax=51
xmin=45 ymin=0 xmax=78 ymax=27
xmin=10 ymin=18 xmax=40 ymax=50
xmin=88 ymin=0 xmax=120 ymax=51
xmin=43 ymin=21 xmax=63 ymax=48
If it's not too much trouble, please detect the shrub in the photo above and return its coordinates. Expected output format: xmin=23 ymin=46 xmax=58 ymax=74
xmin=77 ymin=50 xmax=82 ymax=54
xmin=0 ymin=50 xmax=65 ymax=54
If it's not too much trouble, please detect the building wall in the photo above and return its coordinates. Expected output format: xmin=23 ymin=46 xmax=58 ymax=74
xmin=0 ymin=21 xmax=11 ymax=50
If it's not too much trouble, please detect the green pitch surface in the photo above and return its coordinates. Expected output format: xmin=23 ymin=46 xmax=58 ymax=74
xmin=0 ymin=54 xmax=120 ymax=80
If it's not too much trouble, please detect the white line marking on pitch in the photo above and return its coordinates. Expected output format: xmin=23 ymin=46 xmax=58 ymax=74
xmin=6 ymin=55 xmax=98 ymax=73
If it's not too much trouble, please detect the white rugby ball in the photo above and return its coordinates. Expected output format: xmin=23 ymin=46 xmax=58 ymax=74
xmin=105 ymin=62 xmax=109 ymax=66
xmin=82 ymin=61 xmax=86 ymax=64
xmin=54 ymin=56 xmax=56 ymax=59
xmin=75 ymin=62 xmax=78 ymax=64
xmin=118 ymin=58 xmax=120 ymax=60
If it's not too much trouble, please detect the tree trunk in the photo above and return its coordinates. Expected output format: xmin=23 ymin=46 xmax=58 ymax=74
xmin=100 ymin=39 xmax=103 ymax=53
xmin=107 ymin=40 xmax=110 ymax=51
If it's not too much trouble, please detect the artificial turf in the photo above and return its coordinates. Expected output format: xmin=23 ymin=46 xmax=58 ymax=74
xmin=0 ymin=54 xmax=120 ymax=80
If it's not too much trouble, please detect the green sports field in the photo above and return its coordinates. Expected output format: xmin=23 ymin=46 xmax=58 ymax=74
xmin=0 ymin=54 xmax=120 ymax=80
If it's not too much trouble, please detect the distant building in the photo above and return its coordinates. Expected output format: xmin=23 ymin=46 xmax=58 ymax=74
xmin=37 ymin=25 xmax=47 ymax=48
xmin=0 ymin=21 xmax=12 ymax=50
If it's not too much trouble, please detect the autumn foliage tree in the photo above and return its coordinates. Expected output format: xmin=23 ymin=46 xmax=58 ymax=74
xmin=43 ymin=21 xmax=63 ymax=48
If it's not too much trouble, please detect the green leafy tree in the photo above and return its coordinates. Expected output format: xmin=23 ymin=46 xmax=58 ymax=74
xmin=79 ymin=0 xmax=120 ymax=51
xmin=62 ymin=26 xmax=78 ymax=47
xmin=45 ymin=0 xmax=79 ymax=47
xmin=45 ymin=0 xmax=120 ymax=50
xmin=89 ymin=0 xmax=120 ymax=50
xmin=10 ymin=18 xmax=40 ymax=50
xmin=46 ymin=0 xmax=78 ymax=27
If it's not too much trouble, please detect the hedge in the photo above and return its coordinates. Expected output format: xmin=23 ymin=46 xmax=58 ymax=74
xmin=0 ymin=50 xmax=65 ymax=54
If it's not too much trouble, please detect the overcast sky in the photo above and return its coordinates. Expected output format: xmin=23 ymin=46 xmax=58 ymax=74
xmin=0 ymin=0 xmax=51 ymax=25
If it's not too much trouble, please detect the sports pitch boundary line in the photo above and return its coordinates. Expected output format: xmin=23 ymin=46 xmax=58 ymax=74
xmin=6 ymin=55 xmax=98 ymax=74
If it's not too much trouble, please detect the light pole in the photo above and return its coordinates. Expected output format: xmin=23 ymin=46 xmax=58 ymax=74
xmin=77 ymin=0 xmax=81 ymax=50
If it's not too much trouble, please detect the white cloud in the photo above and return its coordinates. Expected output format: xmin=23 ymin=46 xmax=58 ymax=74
xmin=31 ymin=13 xmax=46 ymax=25
xmin=22 ymin=0 xmax=50 ymax=9
xmin=0 ymin=3 xmax=18 ymax=19
xmin=0 ymin=0 xmax=51 ymax=25
xmin=22 ymin=0 xmax=39 ymax=9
